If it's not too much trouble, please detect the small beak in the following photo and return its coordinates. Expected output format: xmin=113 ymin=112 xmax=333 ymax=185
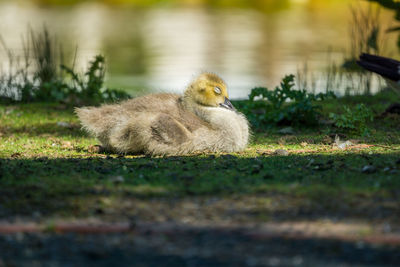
xmin=219 ymin=97 xmax=236 ymax=111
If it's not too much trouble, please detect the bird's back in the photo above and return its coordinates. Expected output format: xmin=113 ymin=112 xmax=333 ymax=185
xmin=121 ymin=93 xmax=180 ymax=113
xmin=121 ymin=93 xmax=209 ymax=133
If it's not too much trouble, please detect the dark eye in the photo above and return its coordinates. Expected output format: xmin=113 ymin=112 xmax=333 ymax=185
xmin=214 ymin=87 xmax=221 ymax=94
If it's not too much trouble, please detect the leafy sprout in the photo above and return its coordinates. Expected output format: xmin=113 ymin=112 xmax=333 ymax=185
xmin=329 ymin=104 xmax=374 ymax=136
xmin=237 ymin=74 xmax=335 ymax=129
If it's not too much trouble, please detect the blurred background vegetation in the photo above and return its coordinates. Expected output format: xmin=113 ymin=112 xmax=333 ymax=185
xmin=23 ymin=0 xmax=300 ymax=9
xmin=0 ymin=0 xmax=399 ymax=109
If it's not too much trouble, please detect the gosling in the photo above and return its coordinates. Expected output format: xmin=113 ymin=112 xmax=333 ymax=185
xmin=75 ymin=73 xmax=249 ymax=156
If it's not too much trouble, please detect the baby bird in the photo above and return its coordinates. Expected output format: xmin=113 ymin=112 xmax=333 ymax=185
xmin=75 ymin=73 xmax=249 ymax=156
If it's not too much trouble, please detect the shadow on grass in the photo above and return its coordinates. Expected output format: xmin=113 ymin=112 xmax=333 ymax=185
xmin=1 ymin=224 xmax=399 ymax=266
xmin=1 ymin=153 xmax=400 ymax=266
xmin=1 ymin=152 xmax=399 ymax=222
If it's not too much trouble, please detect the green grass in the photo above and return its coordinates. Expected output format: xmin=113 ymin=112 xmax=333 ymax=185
xmin=1 ymin=93 xmax=400 ymax=223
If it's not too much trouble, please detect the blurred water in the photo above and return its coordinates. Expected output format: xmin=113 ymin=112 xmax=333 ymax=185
xmin=0 ymin=0 xmax=397 ymax=98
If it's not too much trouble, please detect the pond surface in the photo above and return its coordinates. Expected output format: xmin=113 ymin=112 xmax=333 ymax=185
xmin=0 ymin=0 xmax=397 ymax=98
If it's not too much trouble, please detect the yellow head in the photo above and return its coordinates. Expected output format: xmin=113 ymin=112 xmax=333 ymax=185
xmin=184 ymin=73 xmax=235 ymax=110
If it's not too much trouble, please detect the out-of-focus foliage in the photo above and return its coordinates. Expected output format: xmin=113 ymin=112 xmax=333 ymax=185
xmin=61 ymin=55 xmax=130 ymax=105
xmin=342 ymin=5 xmax=384 ymax=71
xmin=367 ymin=0 xmax=400 ymax=50
xmin=367 ymin=0 xmax=400 ymax=19
xmin=32 ymin=0 xmax=290 ymax=11
xmin=0 ymin=27 xmax=130 ymax=105
xmin=329 ymin=104 xmax=374 ymax=136
xmin=236 ymin=75 xmax=335 ymax=129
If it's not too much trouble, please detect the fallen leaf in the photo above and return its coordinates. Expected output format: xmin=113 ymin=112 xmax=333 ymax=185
xmin=334 ymin=135 xmax=353 ymax=149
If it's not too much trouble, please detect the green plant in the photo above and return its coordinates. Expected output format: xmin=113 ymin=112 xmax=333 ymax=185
xmin=329 ymin=104 xmax=374 ymax=136
xmin=0 ymin=27 xmax=130 ymax=105
xmin=30 ymin=27 xmax=60 ymax=85
xmin=238 ymin=74 xmax=335 ymax=129
xmin=0 ymin=26 xmax=65 ymax=102
xmin=61 ymin=55 xmax=130 ymax=104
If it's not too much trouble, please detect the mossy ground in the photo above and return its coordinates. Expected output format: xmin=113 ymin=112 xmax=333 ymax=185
xmin=0 ymin=92 xmax=400 ymax=226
